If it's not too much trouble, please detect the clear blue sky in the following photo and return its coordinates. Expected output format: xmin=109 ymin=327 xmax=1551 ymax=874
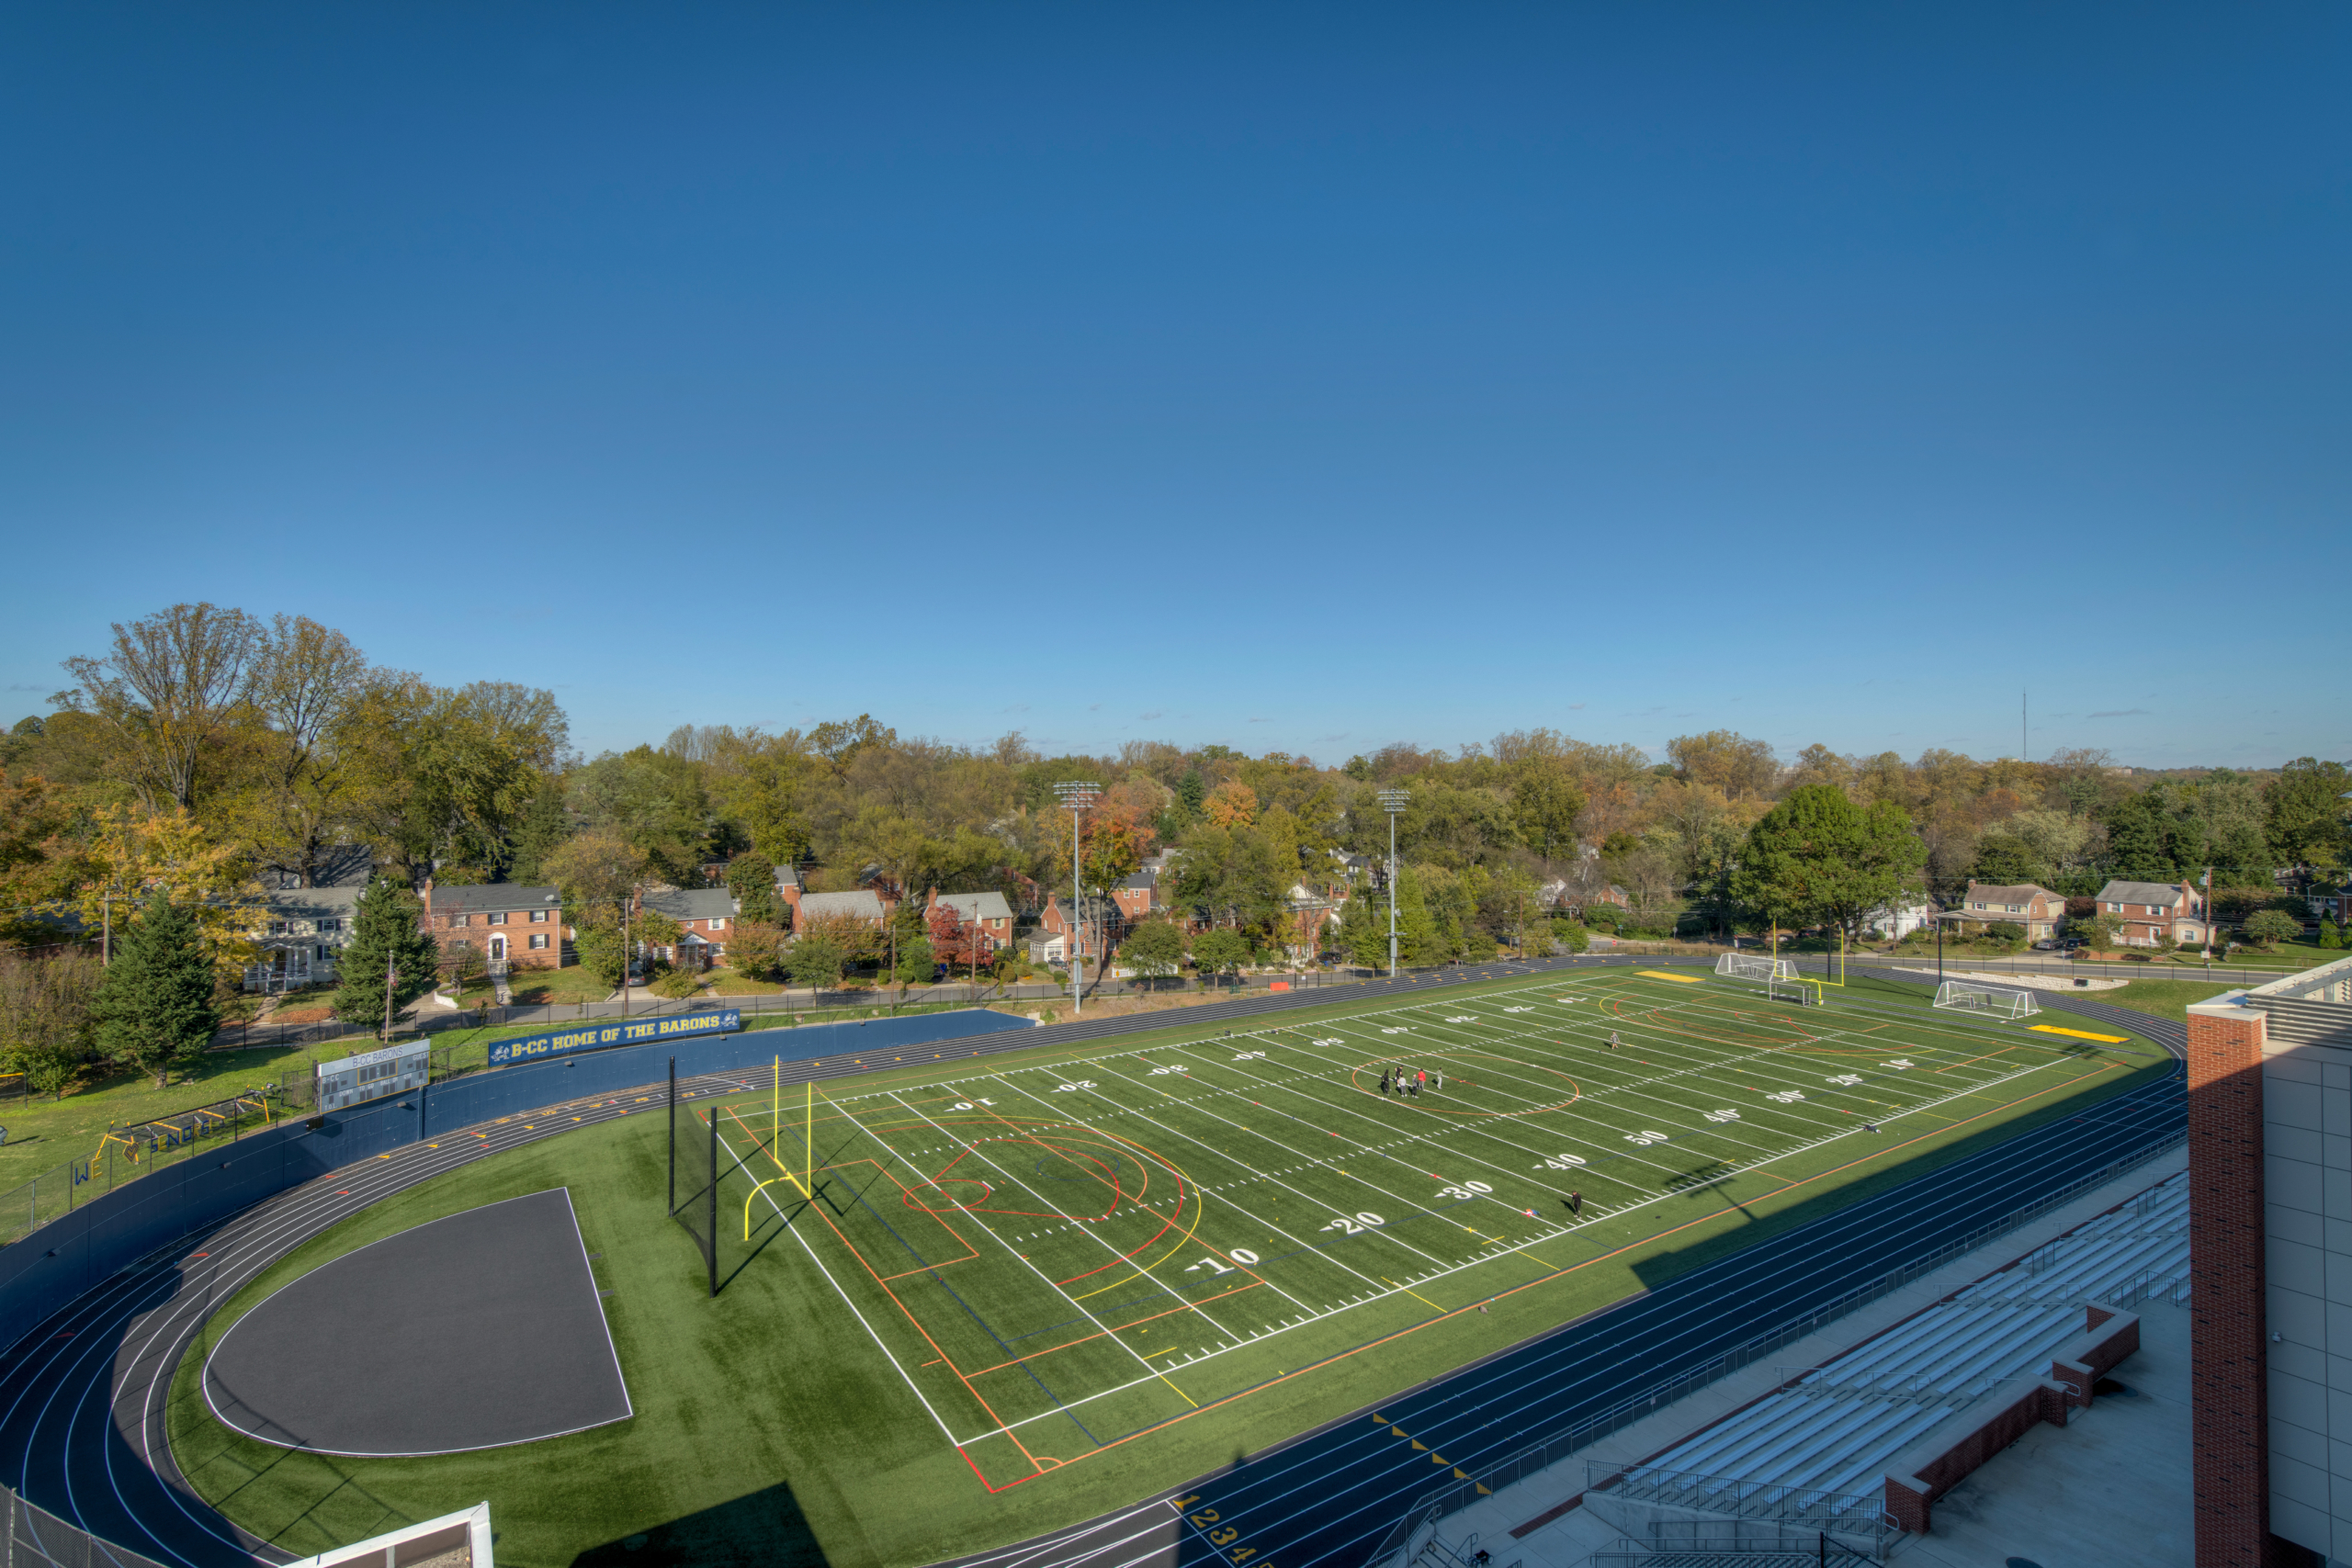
xmin=3 ymin=3 xmax=2345 ymax=770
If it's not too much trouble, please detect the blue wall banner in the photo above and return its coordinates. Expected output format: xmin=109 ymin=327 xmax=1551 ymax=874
xmin=487 ymin=1009 xmax=742 ymax=1066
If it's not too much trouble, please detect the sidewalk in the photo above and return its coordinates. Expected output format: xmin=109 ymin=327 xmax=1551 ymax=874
xmin=1409 ymin=1143 xmax=2189 ymax=1568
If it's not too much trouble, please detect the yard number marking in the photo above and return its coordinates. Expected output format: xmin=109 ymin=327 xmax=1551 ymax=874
xmin=949 ymin=1099 xmax=996 ymax=1111
xmin=1623 ymin=1130 xmax=1669 ymax=1146
xmin=1054 ymin=1080 xmax=1097 ymax=1092
xmin=1444 ymin=1016 xmax=1476 ymax=1022
xmin=1323 ymin=1212 xmax=1386 ymax=1234
xmin=1703 ymin=1109 xmax=1741 ymax=1122
xmin=1882 ymin=1059 xmax=1914 ymax=1070
xmin=1232 ymin=1051 xmax=1266 ymax=1061
xmin=1436 ymin=1180 xmax=1493 ymax=1201
xmin=1537 ymin=1154 xmax=1588 ymax=1170
xmin=1826 ymin=1074 xmax=1864 ymax=1087
xmin=1381 ymin=1026 xmax=1411 ymax=1034
xmin=1767 ymin=1089 xmax=1806 ymax=1103
xmin=1501 ymin=1005 xmax=1533 ymax=1013
xmin=1148 ymin=1066 xmax=1191 ymax=1076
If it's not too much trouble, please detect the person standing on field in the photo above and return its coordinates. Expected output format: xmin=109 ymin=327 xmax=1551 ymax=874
xmin=1380 ymin=1069 xmax=1392 ymax=1096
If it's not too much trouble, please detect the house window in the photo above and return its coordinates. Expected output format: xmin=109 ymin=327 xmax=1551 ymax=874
xmin=317 ymin=919 xmax=341 ymax=932
xmin=528 ymin=932 xmax=549 ymax=950
xmin=487 ymin=911 xmax=507 ymax=925
xmin=268 ymin=921 xmax=287 ymax=935
xmin=451 ymin=913 xmax=471 ymax=927
xmin=530 ymin=909 xmax=548 ymax=923
xmin=315 ymin=945 xmax=332 ymax=961
xmin=2007 ymin=905 xmax=2020 ymax=913
xmin=710 ymin=917 xmax=726 ymax=931
xmin=2108 ymin=903 xmax=2122 ymax=914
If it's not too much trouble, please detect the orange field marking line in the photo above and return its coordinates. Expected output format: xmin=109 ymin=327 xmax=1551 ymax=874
xmin=1936 ymin=1045 xmax=2023 ymax=1075
xmin=954 ymin=1054 xmax=2133 ymax=1493
xmin=961 ymin=1281 xmax=1268 ymax=1377
xmin=772 ymin=1100 xmax=1054 ymax=1483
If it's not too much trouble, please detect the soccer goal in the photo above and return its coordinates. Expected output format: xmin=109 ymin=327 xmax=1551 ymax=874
xmin=1934 ymin=980 xmax=2041 ymax=1020
xmin=1717 ymin=953 xmax=1797 ymax=983
xmin=1768 ymin=975 xmax=1825 ymax=1007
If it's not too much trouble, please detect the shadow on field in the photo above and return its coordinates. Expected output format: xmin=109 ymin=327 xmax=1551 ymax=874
xmin=1621 ymin=1050 xmax=2166 ymax=1298
xmin=571 ymin=1481 xmax=828 ymax=1568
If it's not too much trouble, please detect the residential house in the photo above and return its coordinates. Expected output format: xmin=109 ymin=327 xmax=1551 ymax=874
xmin=792 ymin=889 xmax=889 ymax=933
xmin=418 ymin=882 xmax=570 ymax=969
xmin=1943 ymin=883 xmax=2068 ymax=941
xmin=1862 ymin=899 xmax=1933 ymax=940
xmin=1035 ymin=897 xmax=1126 ymax=967
xmin=642 ymin=888 xmax=738 ymax=971
xmin=925 ymin=889 xmax=1015 ymax=957
xmin=2092 ymin=879 xmax=2210 ymax=948
xmin=243 ymin=885 xmax=365 ymax=990
xmin=1113 ymin=867 xmax=1161 ymax=921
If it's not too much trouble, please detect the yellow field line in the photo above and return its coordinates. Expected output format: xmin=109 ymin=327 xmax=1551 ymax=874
xmin=1636 ymin=970 xmax=1703 ymax=984
xmin=2030 ymin=1023 xmax=2130 ymax=1044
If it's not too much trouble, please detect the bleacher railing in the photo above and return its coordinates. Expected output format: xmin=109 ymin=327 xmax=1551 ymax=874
xmin=2 ymin=1480 xmax=173 ymax=1568
xmin=1581 ymin=1461 xmax=1894 ymax=1551
xmin=1364 ymin=1130 xmax=2184 ymax=1566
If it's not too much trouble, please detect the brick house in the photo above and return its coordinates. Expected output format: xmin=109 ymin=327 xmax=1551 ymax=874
xmin=1946 ymin=882 xmax=2068 ymax=940
xmin=641 ymin=888 xmax=737 ymax=971
xmin=418 ymin=882 xmax=569 ymax=969
xmin=2092 ymin=878 xmax=2210 ymax=947
xmin=925 ymin=889 xmax=1015 ymax=956
xmin=789 ymin=888 xmax=889 ymax=933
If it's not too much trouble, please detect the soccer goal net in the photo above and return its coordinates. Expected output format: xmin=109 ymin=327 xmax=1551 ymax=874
xmin=1768 ymin=975 xmax=1823 ymax=1007
xmin=1933 ymin=980 xmax=2041 ymax=1020
xmin=1717 ymin=953 xmax=1797 ymax=983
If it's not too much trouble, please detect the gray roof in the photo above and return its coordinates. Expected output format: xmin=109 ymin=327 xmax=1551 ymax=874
xmin=646 ymin=888 xmax=739 ymax=922
xmin=429 ymin=883 xmax=563 ymax=914
xmin=2096 ymin=879 xmax=2191 ymax=907
xmin=1964 ymin=883 xmax=2060 ymax=904
xmin=1118 ymin=872 xmax=1157 ymax=890
xmin=265 ymin=844 xmax=375 ymax=890
xmin=797 ymin=889 xmax=885 ymax=923
xmin=933 ymin=891 xmax=1012 ymax=922
xmin=774 ymin=863 xmax=802 ymax=890
xmin=264 ymin=886 xmax=365 ymax=921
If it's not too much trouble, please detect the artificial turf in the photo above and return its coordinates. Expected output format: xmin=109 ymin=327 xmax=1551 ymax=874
xmin=167 ymin=968 xmax=2170 ymax=1568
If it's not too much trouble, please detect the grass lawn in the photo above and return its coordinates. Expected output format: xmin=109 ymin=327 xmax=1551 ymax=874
xmin=2080 ymin=976 xmax=2252 ymax=1028
xmin=0 ymin=1044 xmax=306 ymax=1190
xmin=168 ymin=968 xmax=2170 ymax=1568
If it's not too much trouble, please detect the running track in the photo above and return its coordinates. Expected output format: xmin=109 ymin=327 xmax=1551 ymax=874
xmin=0 ymin=960 xmax=2185 ymax=1567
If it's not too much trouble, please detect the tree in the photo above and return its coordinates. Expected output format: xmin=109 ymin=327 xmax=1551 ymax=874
xmin=2075 ymin=911 xmax=2122 ymax=953
xmin=1551 ymin=918 xmax=1590 ymax=954
xmin=2319 ymin=917 xmax=2342 ymax=951
xmin=94 ymin=894 xmax=220 ymax=1086
xmin=786 ymin=935 xmax=846 ymax=988
xmin=1984 ymin=920 xmax=2029 ymax=952
xmin=574 ymin=925 xmax=627 ymax=989
xmin=0 ymin=950 xmax=102 ymax=1099
xmin=1192 ymin=928 xmax=1250 ymax=982
xmin=1509 ymin=761 xmax=1586 ymax=873
xmin=243 ymin=614 xmax=370 ymax=886
xmin=726 ymin=853 xmax=780 ymax=924
xmin=1121 ymin=919 xmax=1185 ymax=984
xmin=2101 ymin=795 xmax=2176 ymax=881
xmin=1971 ymin=831 xmax=2044 ymax=888
xmin=925 ymin=904 xmax=990 ymax=980
xmin=543 ymin=830 xmax=651 ymax=919
xmin=60 ymin=806 xmax=264 ymax=979
xmin=2245 ymin=909 xmax=2304 ymax=948
xmin=2267 ymin=759 xmax=2351 ymax=871
xmin=893 ymin=935 xmax=934 ymax=986
xmin=329 ymin=878 xmax=440 ymax=1040
xmin=0 ymin=767 xmax=74 ymax=946
xmin=1729 ymin=784 xmax=1928 ymax=940
xmin=58 ymin=603 xmax=264 ymax=810
xmin=1666 ymin=731 xmax=1779 ymax=801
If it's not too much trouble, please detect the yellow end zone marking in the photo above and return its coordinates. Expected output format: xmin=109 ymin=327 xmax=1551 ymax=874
xmin=2030 ymin=1024 xmax=2130 ymax=1043
xmin=1637 ymin=970 xmax=1703 ymax=984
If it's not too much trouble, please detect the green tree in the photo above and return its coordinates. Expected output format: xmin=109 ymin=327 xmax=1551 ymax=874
xmin=2102 ymin=795 xmax=2176 ymax=881
xmin=574 ymin=924 xmax=627 ymax=989
xmin=1509 ymin=761 xmax=1586 ymax=873
xmin=1551 ymin=918 xmax=1590 ymax=954
xmin=2319 ymin=917 xmax=2342 ymax=951
xmin=0 ymin=950 xmax=102 ymax=1100
xmin=786 ymin=935 xmax=847 ymax=988
xmin=893 ymin=935 xmax=935 ymax=985
xmin=329 ymin=878 xmax=441 ymax=1040
xmin=2267 ymin=759 xmax=2351 ymax=871
xmin=1192 ymin=928 xmax=1250 ymax=981
xmin=2245 ymin=908 xmax=2304 ymax=948
xmin=1729 ymin=784 xmax=1928 ymax=940
xmin=2075 ymin=911 xmax=2122 ymax=953
xmin=94 ymin=894 xmax=220 ymax=1086
xmin=1121 ymin=919 xmax=1185 ymax=984
xmin=725 ymin=853 xmax=780 ymax=924
xmin=1971 ymin=831 xmax=2044 ymax=888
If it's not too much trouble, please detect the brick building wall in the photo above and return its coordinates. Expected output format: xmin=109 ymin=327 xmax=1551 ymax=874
xmin=2188 ymin=1001 xmax=2274 ymax=1568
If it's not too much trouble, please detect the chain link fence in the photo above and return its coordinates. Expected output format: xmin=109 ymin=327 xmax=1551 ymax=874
xmin=0 ymin=1086 xmax=283 ymax=1249
xmin=1 ymin=1482 xmax=173 ymax=1568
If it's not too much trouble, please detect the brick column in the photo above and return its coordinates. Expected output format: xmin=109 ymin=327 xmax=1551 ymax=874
xmin=2188 ymin=1001 xmax=2269 ymax=1568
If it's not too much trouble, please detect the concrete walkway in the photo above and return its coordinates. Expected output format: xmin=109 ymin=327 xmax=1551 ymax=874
xmin=1411 ymin=1144 xmax=2189 ymax=1568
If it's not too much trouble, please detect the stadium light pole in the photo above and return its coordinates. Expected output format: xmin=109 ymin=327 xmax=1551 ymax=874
xmin=1055 ymin=781 xmax=1101 ymax=1016
xmin=1377 ymin=788 xmax=1410 ymax=977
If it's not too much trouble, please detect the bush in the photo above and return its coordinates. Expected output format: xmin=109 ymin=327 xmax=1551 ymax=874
xmin=651 ymin=969 xmax=701 ymax=999
xmin=1553 ymin=919 xmax=1590 ymax=954
xmin=2244 ymin=909 xmax=2304 ymax=948
xmin=2320 ymin=918 xmax=2343 ymax=951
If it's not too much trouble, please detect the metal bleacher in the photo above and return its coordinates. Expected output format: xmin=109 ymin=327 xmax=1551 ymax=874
xmin=1593 ymin=1171 xmax=2188 ymax=1548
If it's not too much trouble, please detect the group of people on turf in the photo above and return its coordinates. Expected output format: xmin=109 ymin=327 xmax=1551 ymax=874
xmin=1377 ymin=1065 xmax=1442 ymax=1098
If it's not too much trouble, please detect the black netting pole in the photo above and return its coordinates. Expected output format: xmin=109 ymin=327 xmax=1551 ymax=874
xmin=705 ymin=1100 xmax=719 ymax=1298
xmin=666 ymin=1057 xmax=677 ymax=1216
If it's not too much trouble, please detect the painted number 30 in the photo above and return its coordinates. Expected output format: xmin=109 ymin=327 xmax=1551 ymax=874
xmin=1054 ymin=1081 xmax=1096 ymax=1092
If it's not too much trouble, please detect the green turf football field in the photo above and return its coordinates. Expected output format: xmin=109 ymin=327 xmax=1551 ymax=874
xmin=169 ymin=968 xmax=2168 ymax=1568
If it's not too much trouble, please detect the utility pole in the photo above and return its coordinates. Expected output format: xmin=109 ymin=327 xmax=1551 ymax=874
xmin=1055 ymin=781 xmax=1101 ymax=1016
xmin=381 ymin=954 xmax=398 ymax=1043
xmin=1378 ymin=788 xmax=1410 ymax=977
xmin=620 ymin=887 xmax=632 ymax=1018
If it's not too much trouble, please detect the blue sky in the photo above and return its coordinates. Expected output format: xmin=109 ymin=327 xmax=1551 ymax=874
xmin=3 ymin=3 xmax=2345 ymax=770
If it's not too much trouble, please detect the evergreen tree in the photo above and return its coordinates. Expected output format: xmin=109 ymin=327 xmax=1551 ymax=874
xmin=94 ymin=894 xmax=220 ymax=1088
xmin=2101 ymin=795 xmax=2176 ymax=881
xmin=330 ymin=878 xmax=441 ymax=1040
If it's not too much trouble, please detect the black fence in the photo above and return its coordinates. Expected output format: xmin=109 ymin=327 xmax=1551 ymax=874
xmin=669 ymin=1063 xmax=718 ymax=1297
